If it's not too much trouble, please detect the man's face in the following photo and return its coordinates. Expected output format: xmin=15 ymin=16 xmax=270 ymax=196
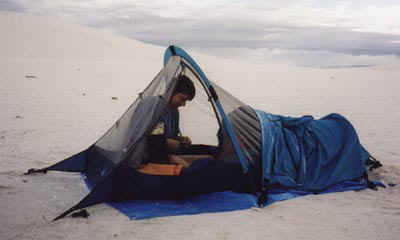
xmin=169 ymin=93 xmax=191 ymax=109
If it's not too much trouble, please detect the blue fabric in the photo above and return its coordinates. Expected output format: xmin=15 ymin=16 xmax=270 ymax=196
xmin=109 ymin=191 xmax=257 ymax=220
xmin=103 ymin=178 xmax=376 ymax=220
xmin=255 ymin=111 xmax=369 ymax=191
xmin=159 ymin=108 xmax=180 ymax=139
xmin=83 ymin=174 xmax=380 ymax=220
xmin=82 ymin=165 xmax=381 ymax=220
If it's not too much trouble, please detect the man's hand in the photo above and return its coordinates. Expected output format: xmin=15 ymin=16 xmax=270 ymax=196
xmin=180 ymin=136 xmax=192 ymax=145
xmin=168 ymin=155 xmax=190 ymax=168
xmin=166 ymin=136 xmax=192 ymax=153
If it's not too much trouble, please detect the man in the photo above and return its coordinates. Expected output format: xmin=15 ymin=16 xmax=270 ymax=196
xmin=114 ymin=75 xmax=252 ymax=198
xmin=146 ymin=75 xmax=196 ymax=168
xmin=159 ymin=75 xmax=195 ymax=154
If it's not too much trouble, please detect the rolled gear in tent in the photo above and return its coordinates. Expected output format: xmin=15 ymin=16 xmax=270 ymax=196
xmin=223 ymin=106 xmax=378 ymax=196
xmin=255 ymin=111 xmax=370 ymax=191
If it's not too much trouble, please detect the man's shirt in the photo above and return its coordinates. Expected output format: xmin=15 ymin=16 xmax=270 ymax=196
xmin=152 ymin=108 xmax=180 ymax=139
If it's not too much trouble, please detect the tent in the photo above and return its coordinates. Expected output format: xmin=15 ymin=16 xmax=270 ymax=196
xmin=26 ymin=46 xmax=377 ymax=220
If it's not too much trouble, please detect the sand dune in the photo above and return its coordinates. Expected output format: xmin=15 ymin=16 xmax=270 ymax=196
xmin=0 ymin=11 xmax=399 ymax=240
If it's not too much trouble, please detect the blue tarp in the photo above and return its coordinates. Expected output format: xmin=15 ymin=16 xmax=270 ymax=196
xmin=83 ymin=175 xmax=377 ymax=220
xmin=105 ymin=179 xmax=372 ymax=220
xmin=255 ymin=112 xmax=369 ymax=191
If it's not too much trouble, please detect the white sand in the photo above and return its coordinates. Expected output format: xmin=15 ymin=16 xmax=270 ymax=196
xmin=1 ymin=11 xmax=399 ymax=240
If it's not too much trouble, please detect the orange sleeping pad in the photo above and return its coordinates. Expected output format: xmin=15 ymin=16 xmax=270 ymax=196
xmin=137 ymin=163 xmax=184 ymax=176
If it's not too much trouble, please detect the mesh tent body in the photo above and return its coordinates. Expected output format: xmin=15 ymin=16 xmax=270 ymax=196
xmin=29 ymin=46 xmax=370 ymax=220
xmin=35 ymin=46 xmax=252 ymax=220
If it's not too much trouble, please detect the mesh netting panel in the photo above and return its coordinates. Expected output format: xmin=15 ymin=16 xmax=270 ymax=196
xmin=211 ymin=83 xmax=262 ymax=168
xmin=94 ymin=57 xmax=182 ymax=167
xmin=227 ymin=106 xmax=262 ymax=167
xmin=211 ymin=82 xmax=247 ymax=115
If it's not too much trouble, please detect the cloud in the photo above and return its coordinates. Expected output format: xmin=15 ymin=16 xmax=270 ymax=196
xmin=0 ymin=0 xmax=25 ymax=11
xmin=100 ymin=16 xmax=400 ymax=58
xmin=2 ymin=0 xmax=400 ymax=68
xmin=190 ymin=46 xmax=400 ymax=68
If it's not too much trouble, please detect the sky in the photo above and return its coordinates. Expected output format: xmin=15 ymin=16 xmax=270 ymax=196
xmin=2 ymin=0 xmax=400 ymax=68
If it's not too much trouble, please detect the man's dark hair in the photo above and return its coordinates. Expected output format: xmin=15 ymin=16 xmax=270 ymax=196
xmin=173 ymin=75 xmax=196 ymax=100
